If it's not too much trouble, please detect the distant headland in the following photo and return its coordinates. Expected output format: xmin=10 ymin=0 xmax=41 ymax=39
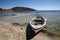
xmin=0 ymin=7 xmax=36 ymax=12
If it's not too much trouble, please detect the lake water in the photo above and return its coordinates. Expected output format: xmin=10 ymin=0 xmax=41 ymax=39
xmin=0 ymin=11 xmax=60 ymax=36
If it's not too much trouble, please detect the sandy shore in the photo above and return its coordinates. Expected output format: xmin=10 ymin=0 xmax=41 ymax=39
xmin=0 ymin=21 xmax=60 ymax=40
xmin=0 ymin=21 xmax=26 ymax=40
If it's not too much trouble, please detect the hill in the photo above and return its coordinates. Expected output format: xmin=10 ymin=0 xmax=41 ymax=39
xmin=0 ymin=7 xmax=36 ymax=12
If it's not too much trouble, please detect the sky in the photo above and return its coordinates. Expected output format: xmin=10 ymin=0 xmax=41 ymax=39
xmin=0 ymin=0 xmax=60 ymax=10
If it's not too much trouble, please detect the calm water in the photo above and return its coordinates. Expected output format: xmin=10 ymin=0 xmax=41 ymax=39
xmin=0 ymin=11 xmax=60 ymax=36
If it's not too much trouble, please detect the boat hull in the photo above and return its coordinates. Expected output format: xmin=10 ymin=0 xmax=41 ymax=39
xmin=30 ymin=16 xmax=47 ymax=30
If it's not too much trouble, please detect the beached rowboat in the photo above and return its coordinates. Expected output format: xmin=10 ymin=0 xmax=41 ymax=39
xmin=30 ymin=16 xmax=47 ymax=30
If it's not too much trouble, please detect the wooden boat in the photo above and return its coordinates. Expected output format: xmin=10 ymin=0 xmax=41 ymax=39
xmin=30 ymin=16 xmax=47 ymax=31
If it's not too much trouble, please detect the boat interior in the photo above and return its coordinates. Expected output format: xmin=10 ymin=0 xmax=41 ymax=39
xmin=31 ymin=16 xmax=44 ymax=25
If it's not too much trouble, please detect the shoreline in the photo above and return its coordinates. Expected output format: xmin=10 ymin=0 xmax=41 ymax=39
xmin=0 ymin=21 xmax=60 ymax=40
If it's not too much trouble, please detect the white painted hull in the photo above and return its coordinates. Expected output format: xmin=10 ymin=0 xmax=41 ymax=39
xmin=30 ymin=16 xmax=47 ymax=30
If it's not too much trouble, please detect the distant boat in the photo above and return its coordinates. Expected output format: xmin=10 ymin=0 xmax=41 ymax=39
xmin=30 ymin=16 xmax=47 ymax=30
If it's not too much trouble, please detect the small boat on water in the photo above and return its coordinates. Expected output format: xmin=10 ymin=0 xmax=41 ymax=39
xmin=30 ymin=16 xmax=47 ymax=31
